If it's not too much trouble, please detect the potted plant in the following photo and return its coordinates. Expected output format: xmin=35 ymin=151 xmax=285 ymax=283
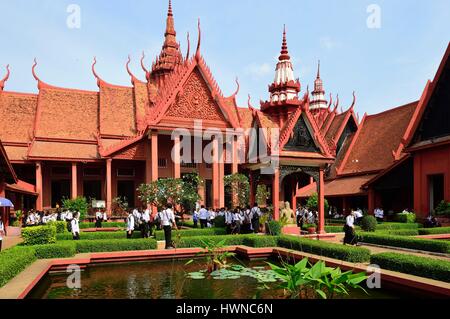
xmin=303 ymin=223 xmax=317 ymax=234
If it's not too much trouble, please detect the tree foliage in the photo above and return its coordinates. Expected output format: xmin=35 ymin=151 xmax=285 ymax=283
xmin=306 ymin=193 xmax=329 ymax=213
xmin=224 ymin=173 xmax=250 ymax=208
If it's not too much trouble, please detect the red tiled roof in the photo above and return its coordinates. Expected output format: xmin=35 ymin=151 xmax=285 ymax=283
xmin=28 ymin=141 xmax=99 ymax=160
xmin=6 ymin=180 xmax=37 ymax=196
xmin=341 ymin=101 xmax=418 ymax=174
xmin=99 ymin=84 xmax=137 ymax=137
xmin=237 ymin=108 xmax=254 ymax=129
xmin=325 ymin=111 xmax=347 ymax=143
xmin=301 ymin=174 xmax=377 ymax=197
xmin=0 ymin=92 xmax=37 ymax=143
xmin=3 ymin=146 xmax=28 ymax=162
xmin=36 ymin=88 xmax=98 ymax=141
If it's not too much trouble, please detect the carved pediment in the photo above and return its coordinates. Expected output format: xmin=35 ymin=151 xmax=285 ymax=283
xmin=284 ymin=116 xmax=320 ymax=153
xmin=113 ymin=141 xmax=146 ymax=160
xmin=164 ymin=69 xmax=227 ymax=122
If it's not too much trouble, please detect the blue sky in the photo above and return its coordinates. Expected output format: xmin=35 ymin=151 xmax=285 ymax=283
xmin=0 ymin=0 xmax=449 ymax=116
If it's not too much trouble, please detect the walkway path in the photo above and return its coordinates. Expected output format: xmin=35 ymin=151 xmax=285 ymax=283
xmin=1 ymin=236 xmax=23 ymax=250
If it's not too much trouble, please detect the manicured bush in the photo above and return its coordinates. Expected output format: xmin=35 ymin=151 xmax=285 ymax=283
xmin=175 ymin=235 xmax=246 ymax=248
xmin=214 ymin=215 xmax=226 ymax=228
xmin=0 ymin=247 xmax=37 ymax=288
xmin=22 ymin=225 xmax=57 ymax=245
xmin=418 ymin=227 xmax=450 ymax=235
xmin=360 ymin=215 xmax=377 ymax=232
xmin=371 ymin=252 xmax=450 ymax=283
xmin=395 ymin=212 xmax=416 ymax=223
xmin=33 ymin=243 xmax=76 ymax=259
xmin=324 ymin=226 xmax=345 ymax=233
xmin=242 ymin=235 xmax=278 ymax=248
xmin=79 ymin=222 xmax=126 ymax=229
xmin=267 ymin=221 xmax=282 ymax=236
xmin=276 ymin=236 xmax=371 ymax=263
xmin=75 ymin=239 xmax=157 ymax=253
xmin=57 ymin=231 xmax=127 ymax=241
xmin=376 ymin=229 xmax=419 ymax=236
xmin=160 ymin=228 xmax=227 ymax=241
xmin=357 ymin=233 xmax=450 ymax=253
xmin=47 ymin=221 xmax=68 ymax=233
xmin=376 ymin=223 xmax=420 ymax=230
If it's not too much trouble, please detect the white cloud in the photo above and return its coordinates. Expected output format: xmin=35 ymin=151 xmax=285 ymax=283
xmin=319 ymin=37 xmax=341 ymax=50
xmin=244 ymin=62 xmax=272 ymax=79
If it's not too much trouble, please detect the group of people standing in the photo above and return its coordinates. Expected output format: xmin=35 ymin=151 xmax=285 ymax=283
xmin=193 ymin=204 xmax=263 ymax=235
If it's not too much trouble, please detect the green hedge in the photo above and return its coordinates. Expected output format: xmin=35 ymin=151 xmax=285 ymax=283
xmin=56 ymin=228 xmax=228 ymax=241
xmin=242 ymin=235 xmax=278 ymax=248
xmin=174 ymin=234 xmax=278 ymax=249
xmin=47 ymin=221 xmax=68 ymax=233
xmin=418 ymin=227 xmax=450 ymax=235
xmin=357 ymin=233 xmax=450 ymax=253
xmin=267 ymin=221 xmax=283 ymax=236
xmin=22 ymin=225 xmax=57 ymax=245
xmin=376 ymin=223 xmax=420 ymax=230
xmin=33 ymin=243 xmax=77 ymax=259
xmin=371 ymin=252 xmax=450 ymax=283
xmin=277 ymin=236 xmax=371 ymax=263
xmin=394 ymin=212 xmax=416 ymax=224
xmin=79 ymin=222 xmax=126 ymax=229
xmin=74 ymin=239 xmax=157 ymax=253
xmin=0 ymin=247 xmax=37 ymax=288
xmin=376 ymin=229 xmax=419 ymax=236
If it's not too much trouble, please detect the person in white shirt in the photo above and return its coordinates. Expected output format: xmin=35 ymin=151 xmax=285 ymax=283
xmin=160 ymin=204 xmax=178 ymax=249
xmin=103 ymin=211 xmax=108 ymax=222
xmin=198 ymin=205 xmax=209 ymax=229
xmin=344 ymin=211 xmax=357 ymax=245
xmin=251 ymin=204 xmax=261 ymax=234
xmin=192 ymin=210 xmax=199 ymax=229
xmin=71 ymin=213 xmax=80 ymax=240
xmin=225 ymin=209 xmax=234 ymax=234
xmin=142 ymin=208 xmax=151 ymax=238
xmin=209 ymin=209 xmax=216 ymax=227
xmin=374 ymin=208 xmax=384 ymax=222
xmin=0 ymin=219 xmax=5 ymax=252
xmin=232 ymin=208 xmax=243 ymax=234
xmin=95 ymin=210 xmax=103 ymax=228
xmin=354 ymin=208 xmax=364 ymax=225
xmin=126 ymin=210 xmax=135 ymax=239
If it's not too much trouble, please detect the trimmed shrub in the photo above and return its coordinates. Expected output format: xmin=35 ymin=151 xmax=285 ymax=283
xmin=33 ymin=243 xmax=76 ymax=259
xmin=357 ymin=233 xmax=450 ymax=253
xmin=175 ymin=235 xmax=246 ymax=248
xmin=376 ymin=223 xmax=420 ymax=230
xmin=22 ymin=225 xmax=57 ymax=245
xmin=360 ymin=215 xmax=377 ymax=232
xmin=160 ymin=228 xmax=227 ymax=241
xmin=57 ymin=231 xmax=126 ymax=241
xmin=242 ymin=235 xmax=278 ymax=248
xmin=75 ymin=239 xmax=157 ymax=253
xmin=371 ymin=252 xmax=450 ymax=283
xmin=418 ymin=227 xmax=450 ymax=235
xmin=324 ymin=226 xmax=345 ymax=233
xmin=47 ymin=221 xmax=68 ymax=233
xmin=376 ymin=229 xmax=419 ymax=236
xmin=267 ymin=221 xmax=282 ymax=236
xmin=395 ymin=212 xmax=416 ymax=224
xmin=79 ymin=222 xmax=126 ymax=229
xmin=0 ymin=247 xmax=37 ymax=288
xmin=214 ymin=215 xmax=226 ymax=228
xmin=277 ymin=235 xmax=371 ymax=263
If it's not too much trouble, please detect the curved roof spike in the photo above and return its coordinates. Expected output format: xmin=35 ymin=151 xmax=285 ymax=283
xmin=350 ymin=91 xmax=356 ymax=110
xmin=91 ymin=57 xmax=107 ymax=86
xmin=31 ymin=58 xmax=40 ymax=82
xmin=196 ymin=18 xmax=201 ymax=58
xmin=186 ymin=32 xmax=191 ymax=61
xmin=247 ymin=94 xmax=254 ymax=109
xmin=126 ymin=55 xmax=139 ymax=83
xmin=232 ymin=77 xmax=240 ymax=97
xmin=0 ymin=64 xmax=10 ymax=89
xmin=327 ymin=93 xmax=333 ymax=109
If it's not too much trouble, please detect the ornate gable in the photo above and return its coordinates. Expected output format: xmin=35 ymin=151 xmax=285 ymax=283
xmin=164 ymin=68 xmax=227 ymax=122
xmin=284 ymin=115 xmax=320 ymax=153
xmin=112 ymin=140 xmax=146 ymax=160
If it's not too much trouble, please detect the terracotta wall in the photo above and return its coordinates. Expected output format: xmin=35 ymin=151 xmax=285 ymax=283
xmin=413 ymin=144 xmax=450 ymax=219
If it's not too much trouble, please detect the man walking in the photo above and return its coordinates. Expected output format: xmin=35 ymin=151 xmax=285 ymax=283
xmin=251 ymin=203 xmax=261 ymax=233
xmin=71 ymin=213 xmax=80 ymax=240
xmin=161 ymin=204 xmax=178 ymax=249
xmin=198 ymin=205 xmax=209 ymax=229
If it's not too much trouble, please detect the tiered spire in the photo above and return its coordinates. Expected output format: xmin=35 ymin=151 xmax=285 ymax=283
xmin=151 ymin=0 xmax=183 ymax=84
xmin=267 ymin=25 xmax=301 ymax=104
xmin=310 ymin=60 xmax=328 ymax=110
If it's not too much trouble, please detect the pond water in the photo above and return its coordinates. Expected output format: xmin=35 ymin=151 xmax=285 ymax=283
xmin=26 ymin=258 xmax=417 ymax=299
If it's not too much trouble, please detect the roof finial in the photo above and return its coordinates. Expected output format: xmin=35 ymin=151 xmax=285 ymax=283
xmin=279 ymin=24 xmax=290 ymax=61
xmin=91 ymin=57 xmax=105 ymax=86
xmin=350 ymin=91 xmax=356 ymax=110
xmin=186 ymin=32 xmax=191 ymax=61
xmin=31 ymin=58 xmax=40 ymax=82
xmin=126 ymin=55 xmax=139 ymax=84
xmin=0 ymin=65 xmax=10 ymax=90
xmin=317 ymin=60 xmax=321 ymax=79
xmin=168 ymin=0 xmax=173 ymax=17
xmin=140 ymin=52 xmax=150 ymax=81
xmin=196 ymin=18 xmax=202 ymax=59
xmin=248 ymin=94 xmax=254 ymax=110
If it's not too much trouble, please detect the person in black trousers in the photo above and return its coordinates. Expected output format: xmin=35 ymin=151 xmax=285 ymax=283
xmin=160 ymin=204 xmax=178 ymax=249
